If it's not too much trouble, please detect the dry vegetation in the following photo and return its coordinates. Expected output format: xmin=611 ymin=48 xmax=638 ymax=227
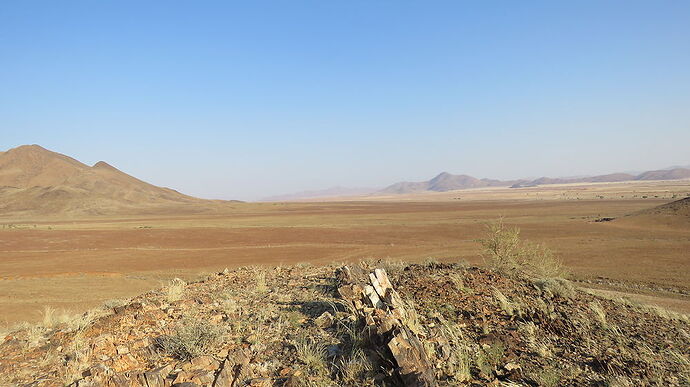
xmin=480 ymin=219 xmax=567 ymax=279
xmin=2 ymin=195 xmax=690 ymax=326
xmin=1 ymin=224 xmax=688 ymax=386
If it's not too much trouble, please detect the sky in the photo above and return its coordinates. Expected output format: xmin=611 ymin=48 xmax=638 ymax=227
xmin=1 ymin=1 xmax=689 ymax=201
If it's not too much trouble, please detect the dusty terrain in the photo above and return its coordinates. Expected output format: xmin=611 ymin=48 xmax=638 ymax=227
xmin=1 ymin=189 xmax=689 ymax=326
xmin=338 ymin=178 xmax=690 ymax=202
xmin=0 ymin=145 xmax=688 ymax=385
xmin=0 ymin=262 xmax=688 ymax=386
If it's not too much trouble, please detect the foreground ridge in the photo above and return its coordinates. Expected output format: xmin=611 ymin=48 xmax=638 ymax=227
xmin=0 ymin=262 xmax=688 ymax=386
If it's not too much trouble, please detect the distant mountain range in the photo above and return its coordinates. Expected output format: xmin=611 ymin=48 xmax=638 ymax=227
xmin=380 ymin=168 xmax=690 ymax=194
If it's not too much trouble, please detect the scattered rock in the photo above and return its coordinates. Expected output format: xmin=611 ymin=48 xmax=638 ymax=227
xmin=314 ymin=311 xmax=334 ymax=329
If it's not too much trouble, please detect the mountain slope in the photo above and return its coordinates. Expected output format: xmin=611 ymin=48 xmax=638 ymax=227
xmin=635 ymin=168 xmax=690 ymax=181
xmin=0 ymin=145 xmax=233 ymax=217
xmin=617 ymin=196 xmax=690 ymax=227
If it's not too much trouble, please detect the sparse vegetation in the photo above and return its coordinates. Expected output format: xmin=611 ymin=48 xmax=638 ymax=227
xmin=38 ymin=306 xmax=94 ymax=333
xmin=438 ymin=321 xmax=472 ymax=382
xmin=156 ymin=318 xmax=222 ymax=360
xmin=2 ymin=262 xmax=689 ymax=386
xmin=60 ymin=332 xmax=92 ymax=384
xmin=589 ymin=300 xmax=608 ymax=328
xmin=532 ymin=367 xmax=562 ymax=387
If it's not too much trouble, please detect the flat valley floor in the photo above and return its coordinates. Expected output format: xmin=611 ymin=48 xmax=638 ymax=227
xmin=1 ymin=182 xmax=689 ymax=326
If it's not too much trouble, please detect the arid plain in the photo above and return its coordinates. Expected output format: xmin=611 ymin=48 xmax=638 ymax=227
xmin=2 ymin=180 xmax=689 ymax=326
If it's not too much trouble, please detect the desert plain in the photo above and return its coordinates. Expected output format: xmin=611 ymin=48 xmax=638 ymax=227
xmin=2 ymin=179 xmax=689 ymax=326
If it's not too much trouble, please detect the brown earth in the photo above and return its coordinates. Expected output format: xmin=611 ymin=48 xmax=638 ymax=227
xmin=1 ymin=195 xmax=689 ymax=326
xmin=0 ymin=262 xmax=687 ymax=386
xmin=616 ymin=196 xmax=690 ymax=228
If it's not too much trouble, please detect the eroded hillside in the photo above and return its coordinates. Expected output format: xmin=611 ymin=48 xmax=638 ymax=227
xmin=1 ymin=260 xmax=688 ymax=386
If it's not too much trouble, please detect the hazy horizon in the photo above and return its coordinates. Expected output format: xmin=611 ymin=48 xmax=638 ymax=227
xmin=3 ymin=1 xmax=690 ymax=200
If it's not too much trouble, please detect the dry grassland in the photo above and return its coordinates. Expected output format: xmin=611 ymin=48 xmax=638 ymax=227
xmin=1 ymin=181 xmax=688 ymax=326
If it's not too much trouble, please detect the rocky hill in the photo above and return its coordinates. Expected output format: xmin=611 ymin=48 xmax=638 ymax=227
xmin=0 ymin=145 xmax=237 ymax=217
xmin=616 ymin=196 xmax=690 ymax=227
xmin=1 ymin=260 xmax=687 ymax=386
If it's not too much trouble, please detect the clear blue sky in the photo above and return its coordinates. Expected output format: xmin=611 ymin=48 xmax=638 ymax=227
xmin=2 ymin=1 xmax=689 ymax=200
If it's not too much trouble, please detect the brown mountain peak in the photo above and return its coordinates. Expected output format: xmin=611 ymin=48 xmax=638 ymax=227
xmin=0 ymin=145 xmax=217 ymax=216
xmin=92 ymin=161 xmax=117 ymax=170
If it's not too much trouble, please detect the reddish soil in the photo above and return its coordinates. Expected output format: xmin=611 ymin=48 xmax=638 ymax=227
xmin=1 ymin=199 xmax=688 ymax=325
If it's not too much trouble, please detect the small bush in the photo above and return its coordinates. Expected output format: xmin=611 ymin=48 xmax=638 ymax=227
xmin=534 ymin=278 xmax=575 ymax=299
xmin=156 ymin=318 xmax=221 ymax=360
xmin=480 ymin=219 xmax=566 ymax=279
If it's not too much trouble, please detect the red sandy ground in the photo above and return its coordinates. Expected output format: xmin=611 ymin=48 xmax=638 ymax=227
xmin=1 ymin=199 xmax=688 ymax=325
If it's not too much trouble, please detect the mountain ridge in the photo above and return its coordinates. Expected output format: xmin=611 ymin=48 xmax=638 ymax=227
xmin=0 ymin=144 xmax=237 ymax=216
xmin=380 ymin=168 xmax=690 ymax=194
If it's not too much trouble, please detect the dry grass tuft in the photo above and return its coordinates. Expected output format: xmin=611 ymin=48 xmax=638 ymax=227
xmin=102 ymin=298 xmax=128 ymax=309
xmin=492 ymin=288 xmax=521 ymax=317
xmin=534 ymin=277 xmax=576 ymax=299
xmin=255 ymin=270 xmax=269 ymax=293
xmin=532 ymin=367 xmax=561 ymax=387
xmin=589 ymin=301 xmax=608 ymax=328
xmin=336 ymin=348 xmax=372 ymax=384
xmin=439 ymin=321 xmax=472 ymax=382
xmin=39 ymin=306 xmax=94 ymax=332
xmin=60 ymin=332 xmax=92 ymax=384
xmin=294 ymin=336 xmax=328 ymax=374
xmin=165 ymin=278 xmax=186 ymax=303
xmin=156 ymin=318 xmax=221 ymax=360
xmin=518 ymin=322 xmax=552 ymax=357
xmin=476 ymin=342 xmax=505 ymax=377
